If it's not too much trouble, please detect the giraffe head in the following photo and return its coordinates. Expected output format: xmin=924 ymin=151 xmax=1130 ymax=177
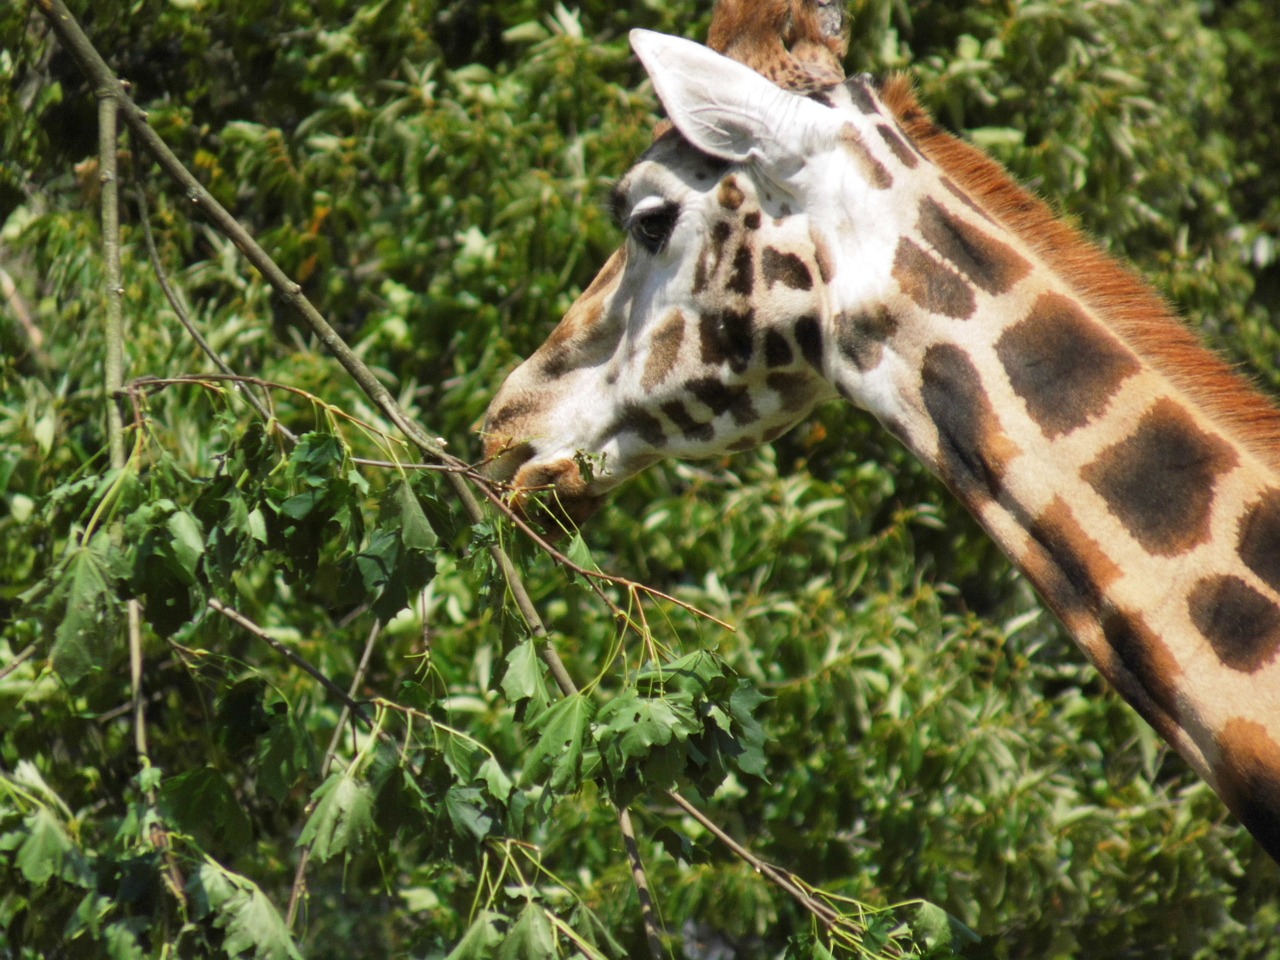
xmin=482 ymin=30 xmax=925 ymax=523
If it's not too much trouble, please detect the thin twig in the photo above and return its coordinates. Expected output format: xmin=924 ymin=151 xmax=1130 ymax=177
xmin=207 ymin=597 xmax=375 ymax=729
xmin=467 ymin=475 xmax=736 ymax=633
xmin=620 ymin=807 xmax=670 ymax=959
xmin=0 ymin=644 xmax=37 ymax=683
xmin=664 ymin=789 xmax=900 ymax=953
xmin=0 ymin=264 xmax=49 ymax=366
xmin=98 ymin=88 xmax=125 ymax=470
xmin=98 ymin=95 xmax=186 ymax=913
xmin=286 ymin=620 xmax=383 ymax=930
xmin=132 ymin=186 xmax=295 ymax=441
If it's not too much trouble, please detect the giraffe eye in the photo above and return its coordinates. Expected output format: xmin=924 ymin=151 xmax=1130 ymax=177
xmin=627 ymin=202 xmax=679 ymax=254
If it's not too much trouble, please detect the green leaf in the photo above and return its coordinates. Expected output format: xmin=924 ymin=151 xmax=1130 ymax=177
xmin=497 ymin=902 xmax=556 ymax=960
xmin=521 ymin=692 xmax=594 ymax=793
xmin=501 ymin=639 xmax=543 ymax=704
xmin=16 ymin=807 xmax=74 ymax=885
xmin=727 ymin=681 xmax=771 ymax=778
xmin=597 ymin=690 xmax=696 ymax=767
xmin=161 ymin=767 xmax=253 ymax=854
xmin=384 ymin=478 xmax=438 ymax=551
xmin=166 ymin=508 xmax=205 ymax=579
xmin=564 ymin=533 xmax=592 ymax=569
xmin=353 ymin=484 xmax=440 ymax=622
xmin=192 ymin=864 xmax=303 ymax=960
xmin=254 ymin=707 xmax=316 ymax=802
xmin=444 ymin=910 xmax=505 ymax=960
xmin=441 ymin=729 xmax=483 ymax=783
xmin=478 ymin=756 xmax=513 ymax=803
xmin=444 ymin=785 xmax=496 ymax=840
xmin=909 ymin=901 xmax=981 ymax=954
xmin=39 ymin=541 xmax=122 ymax=684
xmin=298 ymin=768 xmax=376 ymax=862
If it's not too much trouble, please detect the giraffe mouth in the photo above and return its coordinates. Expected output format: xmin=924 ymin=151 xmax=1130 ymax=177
xmin=481 ymin=439 xmax=605 ymax=533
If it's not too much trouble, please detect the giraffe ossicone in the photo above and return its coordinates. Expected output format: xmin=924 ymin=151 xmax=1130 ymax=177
xmin=482 ymin=28 xmax=1280 ymax=862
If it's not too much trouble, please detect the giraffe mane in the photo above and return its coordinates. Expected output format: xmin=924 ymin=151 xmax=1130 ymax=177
xmin=881 ymin=74 xmax=1280 ymax=472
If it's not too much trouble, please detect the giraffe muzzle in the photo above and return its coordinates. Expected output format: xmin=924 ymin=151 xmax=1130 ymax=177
xmin=481 ymin=436 xmax=605 ymax=533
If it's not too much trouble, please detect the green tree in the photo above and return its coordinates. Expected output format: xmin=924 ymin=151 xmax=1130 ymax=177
xmin=1 ymin=1 xmax=1278 ymax=958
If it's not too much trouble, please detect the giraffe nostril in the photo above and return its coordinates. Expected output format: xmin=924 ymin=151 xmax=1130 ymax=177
xmin=482 ymin=440 xmax=536 ymax=485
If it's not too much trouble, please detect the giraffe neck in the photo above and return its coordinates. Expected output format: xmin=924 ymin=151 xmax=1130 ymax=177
xmin=828 ymin=79 xmax=1280 ymax=859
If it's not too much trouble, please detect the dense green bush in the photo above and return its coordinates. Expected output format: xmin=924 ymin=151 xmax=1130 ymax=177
xmin=2 ymin=1 xmax=1278 ymax=957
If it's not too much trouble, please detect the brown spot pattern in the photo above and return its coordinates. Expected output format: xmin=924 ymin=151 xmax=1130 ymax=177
xmin=836 ymin=307 xmax=898 ymax=372
xmin=699 ymin=308 xmax=755 ymax=372
xmin=688 ymin=377 xmax=758 ymax=425
xmin=920 ymin=343 xmax=1018 ymax=501
xmin=893 ymin=238 xmax=976 ymax=320
xmin=1100 ymin=608 xmax=1183 ymax=733
xmin=996 ymin=292 xmax=1140 ymax=437
xmin=918 ymin=197 xmax=1030 ymax=295
xmin=846 ymin=80 xmax=880 ymax=115
xmin=1214 ymin=718 xmax=1280 ymax=862
xmin=810 ymin=226 xmax=836 ymax=283
xmin=1083 ymin=399 xmax=1237 ymax=556
xmin=794 ymin=315 xmax=824 ymax=369
xmin=727 ymin=244 xmax=754 ymax=295
xmin=539 ymin=298 xmax=609 ymax=379
xmin=710 ymin=220 xmax=733 ymax=266
xmin=762 ymin=248 xmax=813 ymax=291
xmin=940 ymin=176 xmax=995 ymax=224
xmin=484 ymin=395 xmax=538 ymax=434
xmin=839 ymin=123 xmax=893 ymax=190
xmin=718 ymin=176 xmax=745 ymax=210
xmin=661 ymin=400 xmax=714 ymax=442
xmin=1022 ymin=497 xmax=1120 ymax=620
xmin=1188 ymin=575 xmax=1280 ymax=673
xmin=767 ymin=371 xmax=814 ymax=413
xmin=641 ymin=310 xmax=686 ymax=392
xmin=1238 ymin=490 xmax=1280 ymax=594
xmin=876 ymin=123 xmax=919 ymax=168
xmin=605 ymin=403 xmax=667 ymax=447
xmin=764 ymin=329 xmax=794 ymax=367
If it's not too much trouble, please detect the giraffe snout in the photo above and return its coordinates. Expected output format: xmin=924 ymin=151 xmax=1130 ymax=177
xmin=480 ymin=435 xmax=604 ymax=533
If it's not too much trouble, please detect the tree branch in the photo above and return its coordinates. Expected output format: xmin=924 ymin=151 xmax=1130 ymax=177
xmin=207 ymin=597 xmax=376 ymax=730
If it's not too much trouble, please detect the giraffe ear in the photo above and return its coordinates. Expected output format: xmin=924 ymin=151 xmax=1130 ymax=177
xmin=629 ymin=29 xmax=829 ymax=171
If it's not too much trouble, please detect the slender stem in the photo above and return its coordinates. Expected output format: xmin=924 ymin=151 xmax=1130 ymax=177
xmin=0 ymin=264 xmax=48 ymax=367
xmin=132 ymin=185 xmax=293 ymax=440
xmin=98 ymin=93 xmax=125 ymax=469
xmin=286 ymin=621 xmax=383 ymax=930
xmin=207 ymin=598 xmax=375 ymax=729
xmin=619 ymin=807 xmax=669 ymax=959
xmin=0 ymin=644 xmax=37 ymax=683
xmin=664 ymin=789 xmax=896 ymax=950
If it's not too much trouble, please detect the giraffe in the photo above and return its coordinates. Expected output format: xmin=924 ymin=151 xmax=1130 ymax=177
xmin=481 ymin=13 xmax=1280 ymax=863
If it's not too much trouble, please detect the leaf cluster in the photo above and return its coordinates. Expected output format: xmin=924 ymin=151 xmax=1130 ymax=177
xmin=2 ymin=1 xmax=1280 ymax=959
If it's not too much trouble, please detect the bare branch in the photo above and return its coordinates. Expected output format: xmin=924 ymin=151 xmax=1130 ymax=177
xmin=0 ymin=644 xmax=37 ymax=683
xmin=132 ymin=185 xmax=295 ymax=442
xmin=207 ymin=597 xmax=375 ymax=730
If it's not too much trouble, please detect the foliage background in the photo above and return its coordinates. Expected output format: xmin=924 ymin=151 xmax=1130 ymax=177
xmin=2 ymin=0 xmax=1280 ymax=957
